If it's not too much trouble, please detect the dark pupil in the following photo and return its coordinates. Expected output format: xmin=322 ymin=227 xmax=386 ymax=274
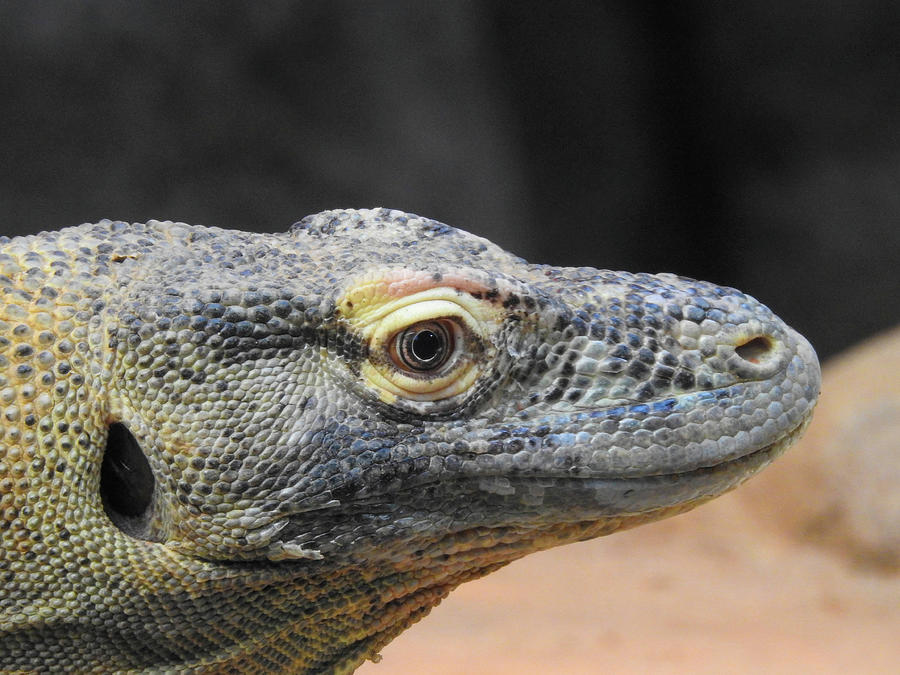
xmin=410 ymin=329 xmax=442 ymax=364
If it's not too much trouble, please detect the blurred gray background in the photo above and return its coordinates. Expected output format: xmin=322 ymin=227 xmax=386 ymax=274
xmin=1 ymin=1 xmax=897 ymax=360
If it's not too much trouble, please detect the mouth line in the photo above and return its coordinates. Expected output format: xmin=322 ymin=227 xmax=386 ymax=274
xmin=324 ymin=419 xmax=805 ymax=514
xmin=513 ymin=416 xmax=808 ymax=484
xmin=466 ymin=440 xmax=780 ymax=493
xmin=486 ymin=415 xmax=811 ymax=492
xmin=662 ymin=412 xmax=811 ymax=479
xmin=281 ymin=411 xmax=814 ymax=528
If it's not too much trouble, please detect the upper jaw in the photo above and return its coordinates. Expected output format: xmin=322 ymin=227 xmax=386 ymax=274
xmin=449 ymin=323 xmax=820 ymax=481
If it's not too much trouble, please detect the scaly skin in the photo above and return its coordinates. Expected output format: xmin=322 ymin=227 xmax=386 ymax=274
xmin=0 ymin=209 xmax=820 ymax=672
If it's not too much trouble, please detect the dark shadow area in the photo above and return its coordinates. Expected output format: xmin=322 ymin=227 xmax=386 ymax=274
xmin=1 ymin=1 xmax=897 ymax=359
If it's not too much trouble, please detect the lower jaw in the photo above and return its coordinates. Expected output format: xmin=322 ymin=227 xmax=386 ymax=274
xmin=383 ymin=426 xmax=809 ymax=568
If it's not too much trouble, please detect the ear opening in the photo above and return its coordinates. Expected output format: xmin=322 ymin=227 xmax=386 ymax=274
xmin=100 ymin=422 xmax=161 ymax=542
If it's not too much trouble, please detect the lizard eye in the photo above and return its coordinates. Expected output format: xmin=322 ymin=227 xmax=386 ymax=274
xmin=338 ymin=282 xmax=507 ymax=405
xmin=351 ymin=295 xmax=493 ymax=403
xmin=390 ymin=320 xmax=455 ymax=372
xmin=372 ymin=308 xmax=476 ymax=401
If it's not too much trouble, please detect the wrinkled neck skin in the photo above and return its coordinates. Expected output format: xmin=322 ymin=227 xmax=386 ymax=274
xmin=0 ymin=210 xmax=820 ymax=673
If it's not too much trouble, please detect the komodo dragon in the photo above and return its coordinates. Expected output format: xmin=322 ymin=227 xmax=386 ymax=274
xmin=0 ymin=208 xmax=820 ymax=673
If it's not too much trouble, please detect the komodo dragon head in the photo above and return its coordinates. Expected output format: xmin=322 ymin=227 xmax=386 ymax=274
xmin=0 ymin=208 xmax=820 ymax=672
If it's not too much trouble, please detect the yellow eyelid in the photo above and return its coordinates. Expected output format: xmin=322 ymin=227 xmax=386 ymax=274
xmin=371 ymin=300 xmax=478 ymax=347
xmin=341 ymin=288 xmax=499 ymax=333
xmin=361 ymin=360 xmax=480 ymax=401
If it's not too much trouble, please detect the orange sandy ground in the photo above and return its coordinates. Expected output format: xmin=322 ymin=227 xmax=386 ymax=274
xmin=358 ymin=494 xmax=898 ymax=674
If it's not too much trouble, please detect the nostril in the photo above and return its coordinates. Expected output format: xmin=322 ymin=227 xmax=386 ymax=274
xmin=735 ymin=336 xmax=774 ymax=364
